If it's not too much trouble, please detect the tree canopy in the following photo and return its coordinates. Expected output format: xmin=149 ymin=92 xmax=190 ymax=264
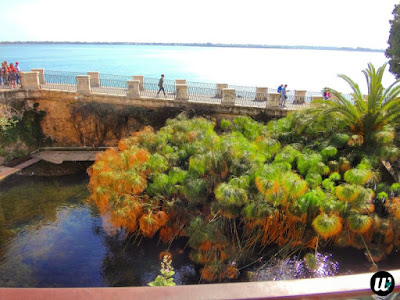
xmin=386 ymin=4 xmax=400 ymax=79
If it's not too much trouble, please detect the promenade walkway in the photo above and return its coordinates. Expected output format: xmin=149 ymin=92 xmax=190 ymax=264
xmin=7 ymin=69 xmax=332 ymax=111
xmin=39 ymin=82 xmax=311 ymax=110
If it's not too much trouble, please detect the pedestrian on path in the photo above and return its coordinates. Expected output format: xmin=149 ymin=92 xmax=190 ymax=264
xmin=157 ymin=74 xmax=166 ymax=97
xmin=280 ymin=84 xmax=288 ymax=107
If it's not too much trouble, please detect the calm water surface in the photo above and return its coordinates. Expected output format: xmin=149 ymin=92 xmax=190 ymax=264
xmin=0 ymin=169 xmax=196 ymax=287
xmin=0 ymin=44 xmax=394 ymax=93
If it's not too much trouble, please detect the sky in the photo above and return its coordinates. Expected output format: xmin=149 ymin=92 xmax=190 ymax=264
xmin=0 ymin=0 xmax=399 ymax=49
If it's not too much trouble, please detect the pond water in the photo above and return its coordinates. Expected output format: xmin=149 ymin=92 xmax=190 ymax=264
xmin=0 ymin=162 xmax=399 ymax=287
xmin=0 ymin=166 xmax=197 ymax=287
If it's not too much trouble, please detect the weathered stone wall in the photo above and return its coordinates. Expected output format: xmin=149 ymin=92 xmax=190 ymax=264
xmin=1 ymin=89 xmax=288 ymax=147
xmin=27 ymin=97 xmax=80 ymax=146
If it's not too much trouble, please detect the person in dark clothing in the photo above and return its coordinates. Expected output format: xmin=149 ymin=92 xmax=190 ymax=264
xmin=157 ymin=74 xmax=166 ymax=97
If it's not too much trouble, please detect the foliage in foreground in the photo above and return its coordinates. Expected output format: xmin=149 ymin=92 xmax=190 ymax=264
xmin=0 ymin=103 xmax=47 ymax=161
xmin=148 ymin=252 xmax=176 ymax=286
xmin=88 ymin=64 xmax=400 ymax=282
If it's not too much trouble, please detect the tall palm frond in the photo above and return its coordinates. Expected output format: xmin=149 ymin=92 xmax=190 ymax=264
xmin=303 ymin=63 xmax=400 ymax=149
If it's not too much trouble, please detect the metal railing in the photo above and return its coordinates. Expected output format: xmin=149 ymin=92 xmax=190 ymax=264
xmin=94 ymin=73 xmax=129 ymax=95
xmin=187 ymin=80 xmax=220 ymax=104
xmin=141 ymin=77 xmax=175 ymax=99
xmin=42 ymin=70 xmax=79 ymax=92
xmin=22 ymin=69 xmax=357 ymax=109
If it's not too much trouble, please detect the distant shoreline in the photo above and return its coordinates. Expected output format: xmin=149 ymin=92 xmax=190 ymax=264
xmin=0 ymin=41 xmax=385 ymax=53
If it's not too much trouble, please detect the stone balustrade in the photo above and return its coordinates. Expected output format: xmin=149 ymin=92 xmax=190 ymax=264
xmin=256 ymin=87 xmax=268 ymax=101
xmin=222 ymin=88 xmax=235 ymax=105
xmin=294 ymin=90 xmax=307 ymax=104
xmin=87 ymin=72 xmax=100 ymax=88
xmin=175 ymin=84 xmax=188 ymax=100
xmin=31 ymin=69 xmax=45 ymax=85
xmin=127 ymin=80 xmax=140 ymax=98
xmin=21 ymin=72 xmax=40 ymax=90
xmin=267 ymin=92 xmax=281 ymax=107
xmin=216 ymin=83 xmax=228 ymax=98
xmin=133 ymin=76 xmax=144 ymax=91
xmin=76 ymin=75 xmax=91 ymax=94
xmin=18 ymin=69 xmax=348 ymax=113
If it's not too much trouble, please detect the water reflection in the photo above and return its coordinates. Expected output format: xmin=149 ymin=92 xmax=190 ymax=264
xmin=0 ymin=172 xmax=197 ymax=287
xmin=99 ymin=232 xmax=197 ymax=286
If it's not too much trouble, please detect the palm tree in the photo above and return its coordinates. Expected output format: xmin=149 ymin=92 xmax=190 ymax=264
xmin=307 ymin=63 xmax=400 ymax=152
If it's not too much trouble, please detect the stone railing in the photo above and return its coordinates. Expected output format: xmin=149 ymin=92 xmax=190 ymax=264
xmin=19 ymin=69 xmax=349 ymax=110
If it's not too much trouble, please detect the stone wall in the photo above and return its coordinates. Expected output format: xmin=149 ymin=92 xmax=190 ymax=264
xmin=1 ymin=89 xmax=288 ymax=147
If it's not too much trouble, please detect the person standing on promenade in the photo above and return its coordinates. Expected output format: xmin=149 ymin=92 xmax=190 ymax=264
xmin=280 ymin=84 xmax=288 ymax=107
xmin=8 ymin=63 xmax=17 ymax=88
xmin=277 ymin=84 xmax=283 ymax=94
xmin=15 ymin=62 xmax=21 ymax=85
xmin=2 ymin=62 xmax=9 ymax=87
xmin=0 ymin=62 xmax=3 ymax=86
xmin=157 ymin=74 xmax=166 ymax=97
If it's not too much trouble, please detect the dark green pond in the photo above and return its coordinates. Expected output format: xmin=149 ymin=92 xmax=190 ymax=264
xmin=0 ymin=163 xmax=197 ymax=287
xmin=0 ymin=162 xmax=399 ymax=287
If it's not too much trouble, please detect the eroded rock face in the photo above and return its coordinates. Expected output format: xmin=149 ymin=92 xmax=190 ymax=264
xmin=30 ymin=99 xmax=81 ymax=146
xmin=28 ymin=97 xmax=141 ymax=147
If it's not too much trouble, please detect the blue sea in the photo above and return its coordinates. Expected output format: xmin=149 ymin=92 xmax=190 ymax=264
xmin=0 ymin=44 xmax=394 ymax=93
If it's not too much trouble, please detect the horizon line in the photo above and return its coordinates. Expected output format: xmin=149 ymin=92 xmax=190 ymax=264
xmin=0 ymin=41 xmax=385 ymax=52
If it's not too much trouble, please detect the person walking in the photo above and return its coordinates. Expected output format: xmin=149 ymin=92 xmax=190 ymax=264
xmin=277 ymin=84 xmax=283 ymax=94
xmin=280 ymin=84 xmax=288 ymax=107
xmin=157 ymin=74 xmax=166 ymax=97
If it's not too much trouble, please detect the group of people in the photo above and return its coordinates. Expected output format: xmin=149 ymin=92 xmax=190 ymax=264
xmin=276 ymin=85 xmax=332 ymax=107
xmin=1 ymin=61 xmax=21 ymax=89
xmin=323 ymin=88 xmax=331 ymax=100
xmin=277 ymin=84 xmax=288 ymax=107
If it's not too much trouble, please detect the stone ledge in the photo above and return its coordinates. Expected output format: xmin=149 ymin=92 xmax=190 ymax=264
xmin=0 ymin=270 xmax=398 ymax=300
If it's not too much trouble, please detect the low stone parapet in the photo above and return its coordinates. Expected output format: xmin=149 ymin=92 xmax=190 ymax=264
xmin=31 ymin=69 xmax=45 ymax=85
xmin=267 ymin=92 xmax=280 ymax=107
xmin=133 ymin=76 xmax=144 ymax=91
xmin=216 ymin=84 xmax=228 ymax=98
xmin=294 ymin=90 xmax=306 ymax=104
xmin=127 ymin=80 xmax=140 ymax=98
xmin=20 ymin=72 xmax=40 ymax=90
xmin=76 ymin=75 xmax=91 ymax=94
xmin=256 ymin=87 xmax=268 ymax=101
xmin=222 ymin=88 xmax=235 ymax=105
xmin=176 ymin=84 xmax=188 ymax=100
xmin=87 ymin=72 xmax=100 ymax=88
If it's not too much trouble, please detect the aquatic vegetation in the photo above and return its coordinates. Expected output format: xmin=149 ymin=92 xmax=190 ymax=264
xmin=88 ymin=64 xmax=400 ymax=282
